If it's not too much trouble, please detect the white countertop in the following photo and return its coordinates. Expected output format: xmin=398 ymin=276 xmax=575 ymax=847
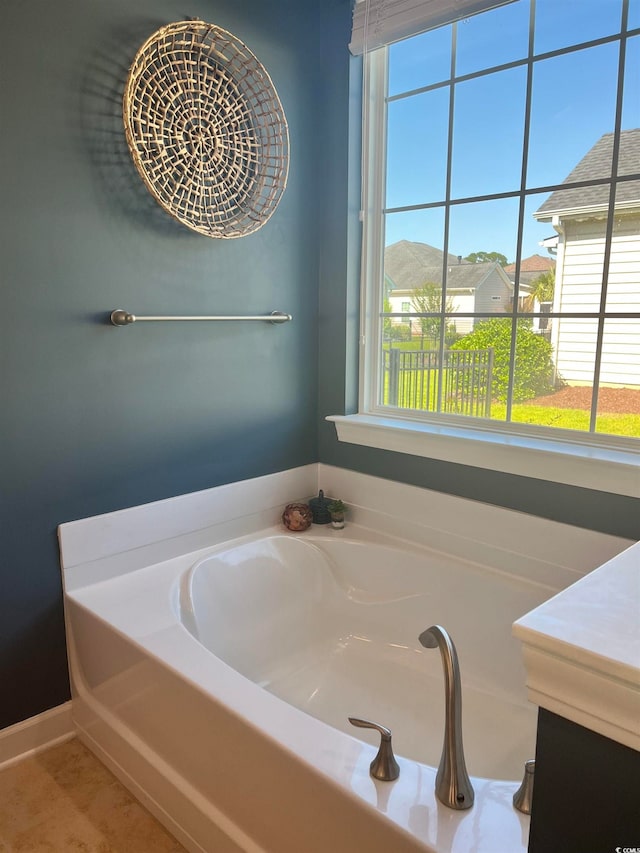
xmin=513 ymin=540 xmax=640 ymax=751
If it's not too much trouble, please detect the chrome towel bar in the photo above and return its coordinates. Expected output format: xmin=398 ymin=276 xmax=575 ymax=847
xmin=110 ymin=309 xmax=292 ymax=326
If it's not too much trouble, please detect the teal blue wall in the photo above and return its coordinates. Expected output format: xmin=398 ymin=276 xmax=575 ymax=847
xmin=1 ymin=0 xmax=332 ymax=729
xmin=2 ymin=0 xmax=637 ymax=733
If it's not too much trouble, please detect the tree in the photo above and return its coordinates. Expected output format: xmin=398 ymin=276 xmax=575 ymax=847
xmin=383 ymin=296 xmax=393 ymax=342
xmin=523 ymin=269 xmax=555 ymax=311
xmin=464 ymin=250 xmax=508 ymax=267
xmin=411 ymin=283 xmax=456 ymax=347
xmin=382 ymin=296 xmax=411 ymax=345
xmin=452 ymin=317 xmax=556 ymax=402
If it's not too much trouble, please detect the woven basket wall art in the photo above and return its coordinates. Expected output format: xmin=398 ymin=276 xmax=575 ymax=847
xmin=123 ymin=20 xmax=289 ymax=238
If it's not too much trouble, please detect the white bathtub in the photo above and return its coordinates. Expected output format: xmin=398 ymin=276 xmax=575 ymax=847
xmin=182 ymin=533 xmax=541 ymax=781
xmin=63 ymin=524 xmax=552 ymax=853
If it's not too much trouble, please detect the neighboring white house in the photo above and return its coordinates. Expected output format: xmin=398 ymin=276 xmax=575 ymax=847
xmin=534 ymin=128 xmax=640 ymax=388
xmin=384 ymin=240 xmax=517 ymax=335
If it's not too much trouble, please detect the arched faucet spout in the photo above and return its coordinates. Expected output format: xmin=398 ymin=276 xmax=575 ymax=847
xmin=419 ymin=624 xmax=474 ymax=810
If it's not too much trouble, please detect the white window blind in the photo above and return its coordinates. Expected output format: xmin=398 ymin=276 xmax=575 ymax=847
xmin=350 ymin=0 xmax=518 ymax=54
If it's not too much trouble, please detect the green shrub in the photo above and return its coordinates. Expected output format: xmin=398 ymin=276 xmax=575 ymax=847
xmin=444 ymin=324 xmax=462 ymax=348
xmin=388 ymin=323 xmax=412 ymax=342
xmin=451 ymin=318 xmax=555 ymax=402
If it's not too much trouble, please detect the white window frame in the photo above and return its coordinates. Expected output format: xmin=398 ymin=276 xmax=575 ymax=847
xmin=329 ymin=32 xmax=640 ymax=499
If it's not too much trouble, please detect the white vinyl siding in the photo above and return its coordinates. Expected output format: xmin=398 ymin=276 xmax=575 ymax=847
xmin=553 ymin=217 xmax=640 ymax=387
xmin=388 ymin=284 xmax=506 ymax=335
xmin=452 ymin=292 xmax=475 ymax=333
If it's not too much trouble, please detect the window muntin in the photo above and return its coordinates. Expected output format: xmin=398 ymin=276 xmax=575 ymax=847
xmin=622 ymin=35 xmax=640 ymax=148
xmin=388 ymin=26 xmax=452 ymax=96
xmin=533 ymin=0 xmax=623 ymax=55
xmin=527 ymin=43 xmax=620 ymax=188
xmin=455 ymin=0 xmax=529 ymax=77
xmin=365 ymin=0 xmax=640 ymax=444
xmin=451 ymin=67 xmax=527 ymax=198
xmin=386 ymin=89 xmax=449 ymax=207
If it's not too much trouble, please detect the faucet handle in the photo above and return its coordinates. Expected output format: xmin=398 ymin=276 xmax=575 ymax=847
xmin=513 ymin=759 xmax=535 ymax=814
xmin=348 ymin=717 xmax=400 ymax=781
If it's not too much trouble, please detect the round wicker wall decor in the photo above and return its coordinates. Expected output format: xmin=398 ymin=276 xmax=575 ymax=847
xmin=123 ymin=20 xmax=289 ymax=238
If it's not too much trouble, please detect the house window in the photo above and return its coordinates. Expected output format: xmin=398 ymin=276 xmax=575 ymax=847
xmin=358 ymin=0 xmax=640 ymax=451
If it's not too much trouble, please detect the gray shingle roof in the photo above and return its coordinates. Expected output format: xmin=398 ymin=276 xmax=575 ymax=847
xmin=413 ymin=263 xmax=502 ymax=289
xmin=384 ymin=240 xmax=462 ymax=285
xmin=535 ymin=129 xmax=640 ymax=219
xmin=384 ymin=241 xmax=504 ymax=291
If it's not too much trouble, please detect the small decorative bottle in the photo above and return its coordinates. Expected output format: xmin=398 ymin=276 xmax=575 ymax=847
xmin=309 ymin=489 xmax=332 ymax=524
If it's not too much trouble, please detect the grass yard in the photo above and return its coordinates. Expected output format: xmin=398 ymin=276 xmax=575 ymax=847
xmin=382 ymin=366 xmax=640 ymax=437
xmin=384 ymin=395 xmax=640 ymax=437
xmin=490 ymin=403 xmax=640 ymax=437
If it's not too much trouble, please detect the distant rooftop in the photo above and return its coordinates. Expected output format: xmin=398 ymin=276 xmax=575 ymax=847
xmin=385 ymin=240 xmax=508 ymax=291
xmin=504 ymin=255 xmax=555 ymax=274
xmin=535 ymin=129 xmax=640 ymax=219
xmin=504 ymin=254 xmax=555 ymax=286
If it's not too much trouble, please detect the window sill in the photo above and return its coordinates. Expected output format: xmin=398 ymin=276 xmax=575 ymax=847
xmin=326 ymin=414 xmax=640 ymax=498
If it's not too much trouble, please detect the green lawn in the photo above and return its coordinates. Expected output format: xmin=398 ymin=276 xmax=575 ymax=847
xmin=386 ymin=395 xmax=640 ymax=437
xmin=384 ymin=340 xmax=438 ymax=352
xmin=382 ymin=367 xmax=640 ymax=438
xmin=490 ymin=403 xmax=640 ymax=438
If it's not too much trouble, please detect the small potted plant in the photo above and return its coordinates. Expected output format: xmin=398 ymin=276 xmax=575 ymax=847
xmin=327 ymin=499 xmax=347 ymax=529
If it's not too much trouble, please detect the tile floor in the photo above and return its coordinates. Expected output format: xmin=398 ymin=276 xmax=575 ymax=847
xmin=0 ymin=738 xmax=187 ymax=852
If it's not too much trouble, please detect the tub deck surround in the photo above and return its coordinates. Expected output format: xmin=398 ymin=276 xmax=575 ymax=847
xmin=513 ymin=539 xmax=640 ymax=752
xmin=315 ymin=465 xmax=632 ymax=586
xmin=58 ymin=464 xmax=635 ymax=853
xmin=58 ymin=463 xmax=320 ymax=575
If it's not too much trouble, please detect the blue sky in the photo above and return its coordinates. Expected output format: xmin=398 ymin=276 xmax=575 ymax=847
xmin=384 ymin=0 xmax=640 ymax=261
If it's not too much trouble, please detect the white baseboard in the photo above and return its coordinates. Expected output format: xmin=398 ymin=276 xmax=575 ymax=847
xmin=0 ymin=702 xmax=75 ymax=771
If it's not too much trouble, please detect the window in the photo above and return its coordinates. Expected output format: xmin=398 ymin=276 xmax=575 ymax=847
xmin=340 ymin=0 xmax=640 ymax=494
